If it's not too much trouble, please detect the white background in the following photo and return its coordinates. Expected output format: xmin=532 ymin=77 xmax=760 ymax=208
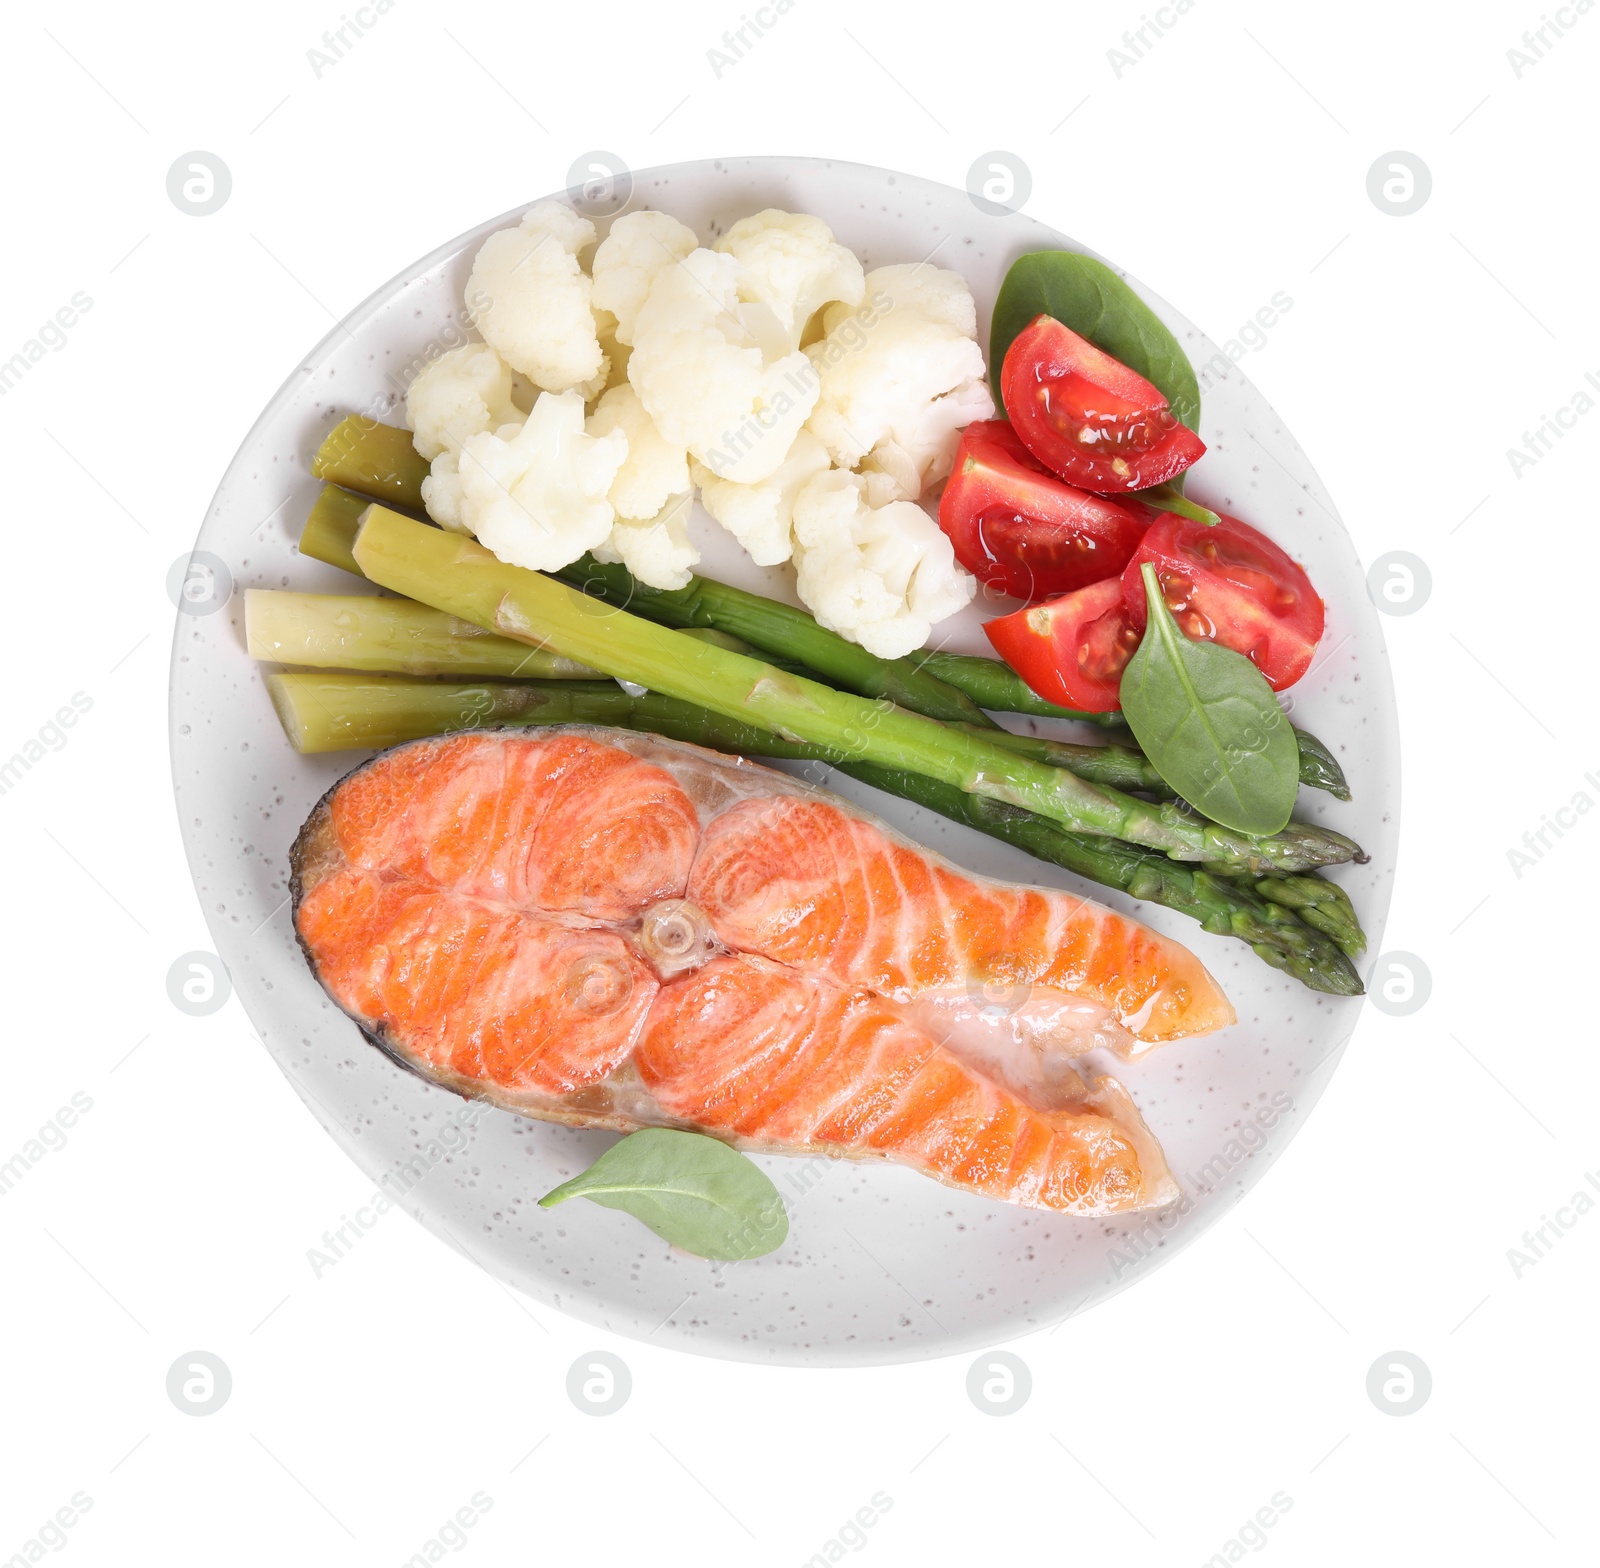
xmin=2 ymin=0 xmax=1595 ymax=1563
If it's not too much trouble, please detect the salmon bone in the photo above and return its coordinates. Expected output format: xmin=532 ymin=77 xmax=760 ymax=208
xmin=636 ymin=899 xmax=722 ymax=979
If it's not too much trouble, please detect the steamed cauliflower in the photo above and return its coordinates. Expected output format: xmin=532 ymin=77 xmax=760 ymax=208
xmin=590 ymin=211 xmax=699 ymax=346
xmin=405 ymin=343 xmax=523 ymax=462
xmin=594 ymin=491 xmax=698 ymax=591
xmin=586 ymin=384 xmax=690 ymax=522
xmin=714 ymin=210 xmax=865 ymax=353
xmin=419 ymin=447 xmax=469 ymax=531
xmin=593 ymin=308 xmax=631 ymax=395
xmin=790 ymin=470 xmax=975 ymax=658
xmin=858 ymin=376 xmax=998 ymax=503
xmin=628 ymin=248 xmax=820 ymax=486
xmin=466 ymin=202 xmax=603 ymax=393
xmin=691 ymin=429 xmax=830 ymax=567
xmin=445 ymin=391 xmax=628 ymax=572
xmin=820 ymin=262 xmax=978 ymax=339
xmin=806 ymin=263 xmax=993 ymax=499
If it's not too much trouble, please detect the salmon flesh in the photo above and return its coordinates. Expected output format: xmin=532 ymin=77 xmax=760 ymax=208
xmin=291 ymin=729 xmax=1235 ymax=1215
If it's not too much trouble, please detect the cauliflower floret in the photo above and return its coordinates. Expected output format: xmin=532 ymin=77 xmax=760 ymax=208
xmin=805 ymin=263 xmax=992 ymax=498
xmin=594 ymin=308 xmax=631 ymax=393
xmin=628 ymin=248 xmax=819 ymax=485
xmin=591 ymin=210 xmax=699 ymax=346
xmin=420 ymin=446 xmax=468 ymax=531
xmin=466 ymin=201 xmax=602 ymax=393
xmin=790 ymin=470 xmax=975 ymax=659
xmin=593 ymin=492 xmax=699 ymax=591
xmin=714 ymin=210 xmax=865 ymax=353
xmin=448 ymin=391 xmax=628 ymax=572
xmin=586 ymin=384 xmax=690 ymax=521
xmin=822 ymin=262 xmax=979 ymax=338
xmin=691 ymin=429 xmax=831 ymax=567
xmin=858 ymin=376 xmax=998 ymax=502
xmin=404 ymin=343 xmax=523 ymax=462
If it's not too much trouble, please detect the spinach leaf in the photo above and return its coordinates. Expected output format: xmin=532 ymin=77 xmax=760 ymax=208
xmin=989 ymin=251 xmax=1202 ymax=431
xmin=538 ymin=1128 xmax=788 ymax=1261
xmin=1119 ymin=564 xmax=1298 ymax=837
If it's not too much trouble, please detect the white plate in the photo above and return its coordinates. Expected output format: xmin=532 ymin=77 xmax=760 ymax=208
xmin=169 ymin=156 xmax=1398 ymax=1365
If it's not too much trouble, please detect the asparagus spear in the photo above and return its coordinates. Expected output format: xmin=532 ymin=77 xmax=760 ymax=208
xmin=1287 ymin=726 xmax=1351 ymax=802
xmin=351 ymin=504 xmax=1363 ymax=873
xmin=914 ymin=649 xmax=1126 ymax=726
xmin=265 ymin=673 xmax=644 ymax=752
xmin=299 ymin=485 xmax=369 ymax=575
xmin=1246 ymin=872 xmax=1366 ymax=957
xmin=311 ymin=415 xmax=430 ymax=509
xmin=553 ymin=555 xmax=998 ymax=729
xmin=962 ymin=725 xmax=1167 ymax=793
xmin=971 ymin=721 xmax=1349 ymax=800
xmin=264 ymin=671 xmax=1362 ymax=994
xmin=244 ymin=590 xmax=605 ymax=680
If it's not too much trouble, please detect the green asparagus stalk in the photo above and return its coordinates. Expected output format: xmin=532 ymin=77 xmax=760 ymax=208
xmin=311 ymin=415 xmax=430 ymax=509
xmin=294 ymin=506 xmax=780 ymax=669
xmin=299 ymin=485 xmax=369 ymax=574
xmin=1246 ymin=872 xmax=1366 ymax=957
xmin=351 ymin=504 xmax=1362 ymax=873
xmin=1287 ymin=726 xmax=1351 ymax=801
xmin=962 ymin=725 xmax=1167 ymax=793
xmin=971 ymin=721 xmax=1349 ymax=800
xmin=265 ymin=674 xmax=651 ymax=752
xmin=264 ymin=671 xmax=1361 ymax=994
xmin=244 ymin=590 xmax=605 ymax=680
xmin=917 ymin=656 xmax=1350 ymax=801
xmin=913 ymin=649 xmax=1126 ymax=726
xmin=554 ymin=555 xmax=998 ymax=729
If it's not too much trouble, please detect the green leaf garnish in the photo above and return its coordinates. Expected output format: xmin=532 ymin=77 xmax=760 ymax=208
xmin=1119 ymin=564 xmax=1299 ymax=836
xmin=538 ymin=1128 xmax=788 ymax=1261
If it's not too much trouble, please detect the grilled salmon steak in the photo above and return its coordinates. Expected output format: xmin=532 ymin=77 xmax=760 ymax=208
xmin=291 ymin=729 xmax=1234 ymax=1214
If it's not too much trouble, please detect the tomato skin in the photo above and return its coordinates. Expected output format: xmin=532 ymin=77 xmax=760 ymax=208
xmin=1121 ymin=512 xmax=1324 ymax=689
xmin=938 ymin=422 xmax=1150 ymax=601
xmin=1001 ymin=315 xmax=1206 ymax=493
xmin=983 ymin=576 xmax=1140 ymax=713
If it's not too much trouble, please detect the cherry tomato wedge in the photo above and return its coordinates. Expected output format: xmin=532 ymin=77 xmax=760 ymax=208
xmin=1000 ymin=315 xmax=1206 ymax=493
xmin=937 ymin=421 xmax=1149 ymax=601
xmin=983 ymin=576 xmax=1140 ymax=713
xmin=1121 ymin=512 xmax=1324 ymax=690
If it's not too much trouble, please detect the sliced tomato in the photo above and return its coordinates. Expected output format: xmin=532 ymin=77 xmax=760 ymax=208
xmin=1122 ymin=512 xmax=1324 ymax=689
xmin=983 ymin=576 xmax=1141 ymax=713
xmin=1000 ymin=315 xmax=1206 ymax=493
xmin=938 ymin=421 xmax=1149 ymax=601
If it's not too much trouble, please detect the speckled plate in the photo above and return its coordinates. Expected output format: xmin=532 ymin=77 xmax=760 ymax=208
xmin=169 ymin=156 xmax=1398 ymax=1365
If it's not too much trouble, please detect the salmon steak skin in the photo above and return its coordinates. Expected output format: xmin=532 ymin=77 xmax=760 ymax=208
xmin=290 ymin=728 xmax=1235 ymax=1216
